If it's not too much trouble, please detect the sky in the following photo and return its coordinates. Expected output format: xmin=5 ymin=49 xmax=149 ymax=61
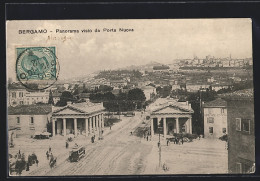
xmin=6 ymin=19 xmax=252 ymax=80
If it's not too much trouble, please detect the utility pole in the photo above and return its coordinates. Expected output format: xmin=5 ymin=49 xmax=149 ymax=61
xmin=158 ymin=128 xmax=162 ymax=168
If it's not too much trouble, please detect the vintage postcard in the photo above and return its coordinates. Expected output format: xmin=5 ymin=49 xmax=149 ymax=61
xmin=6 ymin=19 xmax=254 ymax=176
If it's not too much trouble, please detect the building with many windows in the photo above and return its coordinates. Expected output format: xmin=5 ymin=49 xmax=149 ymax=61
xmin=220 ymin=89 xmax=254 ymax=173
xmin=8 ymin=83 xmax=51 ymax=106
xmin=203 ymin=98 xmax=227 ymax=139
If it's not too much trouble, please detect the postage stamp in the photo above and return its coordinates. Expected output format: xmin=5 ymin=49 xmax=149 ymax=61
xmin=16 ymin=47 xmax=57 ymax=81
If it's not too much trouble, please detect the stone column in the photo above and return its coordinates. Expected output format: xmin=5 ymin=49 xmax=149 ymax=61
xmin=176 ymin=117 xmax=179 ymax=133
xmin=101 ymin=114 xmax=104 ymax=128
xmin=85 ymin=118 xmax=88 ymax=136
xmin=189 ymin=117 xmax=192 ymax=134
xmin=163 ymin=117 xmax=166 ymax=137
xmin=89 ymin=117 xmax=92 ymax=133
xmin=94 ymin=116 xmax=97 ymax=131
xmin=63 ymin=118 xmax=66 ymax=136
xmin=97 ymin=115 xmax=99 ymax=129
xmin=52 ymin=118 xmax=55 ymax=137
xmin=74 ymin=118 xmax=77 ymax=136
xmin=151 ymin=118 xmax=154 ymax=137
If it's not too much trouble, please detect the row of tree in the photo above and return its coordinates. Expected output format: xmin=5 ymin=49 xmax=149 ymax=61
xmin=90 ymin=88 xmax=146 ymax=112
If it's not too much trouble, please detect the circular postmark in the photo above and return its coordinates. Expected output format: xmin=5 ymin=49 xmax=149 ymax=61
xmin=16 ymin=47 xmax=60 ymax=90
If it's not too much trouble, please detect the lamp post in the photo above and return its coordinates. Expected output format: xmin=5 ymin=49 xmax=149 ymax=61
xmin=158 ymin=127 xmax=162 ymax=168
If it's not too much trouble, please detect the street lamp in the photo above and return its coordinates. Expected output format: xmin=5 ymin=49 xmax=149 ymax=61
xmin=157 ymin=127 xmax=163 ymax=168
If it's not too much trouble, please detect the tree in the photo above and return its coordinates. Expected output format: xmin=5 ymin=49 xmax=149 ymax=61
xmin=56 ymin=91 xmax=73 ymax=106
xmin=128 ymin=88 xmax=146 ymax=109
xmin=128 ymin=88 xmax=146 ymax=102
xmin=48 ymin=90 xmax=54 ymax=105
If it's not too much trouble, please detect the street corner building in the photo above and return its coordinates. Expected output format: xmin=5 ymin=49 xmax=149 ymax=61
xmin=147 ymin=98 xmax=194 ymax=138
xmin=219 ymin=89 xmax=255 ymax=174
xmin=8 ymin=104 xmax=52 ymax=138
xmin=203 ymin=98 xmax=227 ymax=139
xmin=51 ymin=102 xmax=105 ymax=137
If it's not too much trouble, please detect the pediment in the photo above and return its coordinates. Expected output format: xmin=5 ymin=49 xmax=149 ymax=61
xmin=153 ymin=106 xmax=190 ymax=114
xmin=53 ymin=106 xmax=85 ymax=115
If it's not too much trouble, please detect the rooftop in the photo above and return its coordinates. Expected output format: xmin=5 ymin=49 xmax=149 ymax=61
xmin=8 ymin=104 xmax=52 ymax=115
xmin=218 ymin=89 xmax=254 ymax=100
xmin=53 ymin=101 xmax=105 ymax=115
xmin=203 ymin=98 xmax=227 ymax=108
xmin=147 ymin=98 xmax=193 ymax=114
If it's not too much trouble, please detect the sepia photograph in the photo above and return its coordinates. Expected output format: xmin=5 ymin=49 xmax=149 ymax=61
xmin=6 ymin=19 xmax=254 ymax=176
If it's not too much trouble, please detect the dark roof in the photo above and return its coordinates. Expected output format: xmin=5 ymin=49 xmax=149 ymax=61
xmin=218 ymin=89 xmax=254 ymax=101
xmin=79 ymin=93 xmax=91 ymax=98
xmin=8 ymin=104 xmax=52 ymax=115
xmin=52 ymin=92 xmax=62 ymax=97
xmin=203 ymin=98 xmax=227 ymax=108
xmin=8 ymin=83 xmax=26 ymax=90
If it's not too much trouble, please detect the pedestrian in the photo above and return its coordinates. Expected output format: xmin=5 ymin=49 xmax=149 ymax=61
xmin=110 ymin=125 xmax=111 ymax=130
xmin=26 ymin=162 xmax=30 ymax=171
xmin=102 ymin=130 xmax=104 ymax=134
xmin=146 ymin=135 xmax=149 ymax=141
xmin=167 ymin=140 xmax=169 ymax=146
xmin=49 ymin=146 xmax=51 ymax=152
xmin=66 ymin=141 xmax=69 ymax=148
xmin=181 ymin=137 xmax=184 ymax=145
xmin=50 ymin=153 xmax=54 ymax=162
xmin=36 ymin=159 xmax=39 ymax=166
xmin=46 ymin=151 xmax=49 ymax=160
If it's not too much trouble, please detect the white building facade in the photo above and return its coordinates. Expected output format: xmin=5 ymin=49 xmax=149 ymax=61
xmin=203 ymin=98 xmax=227 ymax=138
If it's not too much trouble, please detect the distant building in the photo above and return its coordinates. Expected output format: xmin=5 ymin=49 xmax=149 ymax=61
xmin=153 ymin=65 xmax=170 ymax=72
xmin=139 ymin=85 xmax=157 ymax=101
xmin=186 ymin=84 xmax=210 ymax=92
xmin=203 ymin=98 xmax=227 ymax=139
xmin=24 ymin=90 xmax=49 ymax=105
xmin=110 ymin=79 xmax=127 ymax=88
xmin=8 ymin=83 xmax=50 ymax=106
xmin=8 ymin=104 xmax=52 ymax=138
xmin=220 ymin=89 xmax=255 ymax=173
xmin=52 ymin=92 xmax=62 ymax=104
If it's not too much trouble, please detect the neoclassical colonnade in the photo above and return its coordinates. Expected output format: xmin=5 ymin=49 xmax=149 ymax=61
xmin=150 ymin=114 xmax=192 ymax=137
xmin=52 ymin=113 xmax=104 ymax=137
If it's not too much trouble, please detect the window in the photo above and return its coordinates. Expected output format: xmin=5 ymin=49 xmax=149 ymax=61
xmin=30 ymin=117 xmax=34 ymax=125
xmin=236 ymin=162 xmax=242 ymax=173
xmin=242 ymin=119 xmax=250 ymax=133
xmin=209 ymin=127 xmax=213 ymax=134
xmin=16 ymin=117 xmax=20 ymax=124
xmin=208 ymin=108 xmax=213 ymax=114
xmin=236 ymin=118 xmax=241 ymax=131
xmin=207 ymin=117 xmax=214 ymax=123
xmin=19 ymin=92 xmax=23 ymax=97
xmin=19 ymin=101 xmax=23 ymax=105
xmin=12 ymin=92 xmax=16 ymax=98
xmin=222 ymin=128 xmax=226 ymax=133
xmin=221 ymin=108 xmax=225 ymax=114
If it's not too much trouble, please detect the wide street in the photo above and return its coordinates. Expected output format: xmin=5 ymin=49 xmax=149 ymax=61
xmin=10 ymin=112 xmax=228 ymax=176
